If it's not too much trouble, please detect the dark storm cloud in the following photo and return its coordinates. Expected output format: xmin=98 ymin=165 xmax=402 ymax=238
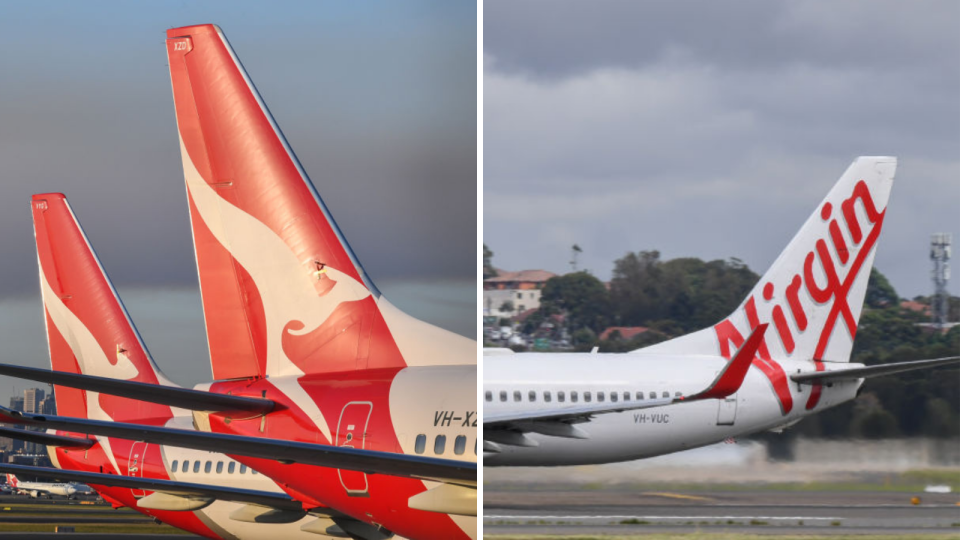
xmin=484 ymin=0 xmax=959 ymax=298
xmin=486 ymin=0 xmax=959 ymax=80
xmin=0 ymin=2 xmax=476 ymax=300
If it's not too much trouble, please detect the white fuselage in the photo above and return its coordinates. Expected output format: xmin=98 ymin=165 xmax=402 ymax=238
xmin=159 ymin=440 xmax=323 ymax=540
xmin=484 ymin=352 xmax=862 ymax=466
xmin=47 ymin=419 xmax=326 ymax=540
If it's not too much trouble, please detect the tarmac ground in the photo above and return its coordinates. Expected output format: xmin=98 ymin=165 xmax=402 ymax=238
xmin=484 ymin=489 xmax=960 ymax=536
xmin=0 ymin=494 xmax=199 ymax=537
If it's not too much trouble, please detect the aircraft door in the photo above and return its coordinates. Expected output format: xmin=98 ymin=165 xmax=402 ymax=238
xmin=336 ymin=402 xmax=373 ymax=496
xmin=127 ymin=441 xmax=149 ymax=498
xmin=716 ymin=393 xmax=737 ymax=426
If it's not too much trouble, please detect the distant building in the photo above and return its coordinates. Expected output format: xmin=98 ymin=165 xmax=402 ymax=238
xmin=39 ymin=396 xmax=56 ymax=416
xmin=483 ymin=269 xmax=556 ymax=319
xmin=5 ymin=390 xmax=56 ymax=455
xmin=23 ymin=388 xmax=44 ymax=414
xmin=0 ymin=426 xmax=23 ymax=454
xmin=8 ymin=396 xmax=23 ymax=412
xmin=7 ymin=453 xmax=52 ymax=468
xmin=599 ymin=326 xmax=650 ymax=341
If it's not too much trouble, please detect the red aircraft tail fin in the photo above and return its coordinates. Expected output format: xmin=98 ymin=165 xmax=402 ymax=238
xmin=31 ymin=194 xmax=174 ymax=425
xmin=165 ymin=24 xmax=473 ymax=380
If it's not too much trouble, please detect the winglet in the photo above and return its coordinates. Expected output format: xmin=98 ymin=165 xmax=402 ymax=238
xmin=0 ymin=405 xmax=25 ymax=424
xmin=688 ymin=324 xmax=767 ymax=400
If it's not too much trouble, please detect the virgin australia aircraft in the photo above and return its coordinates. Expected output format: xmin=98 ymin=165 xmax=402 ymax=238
xmin=484 ymin=156 xmax=959 ymax=466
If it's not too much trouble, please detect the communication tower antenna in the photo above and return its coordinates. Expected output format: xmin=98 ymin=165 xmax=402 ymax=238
xmin=570 ymin=244 xmax=582 ymax=272
xmin=930 ymin=233 xmax=951 ymax=328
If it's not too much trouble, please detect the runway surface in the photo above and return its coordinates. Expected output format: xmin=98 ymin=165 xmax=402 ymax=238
xmin=484 ymin=489 xmax=960 ymax=536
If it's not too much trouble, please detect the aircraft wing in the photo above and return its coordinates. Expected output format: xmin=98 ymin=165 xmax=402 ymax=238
xmin=0 ymin=463 xmax=302 ymax=512
xmin=791 ymin=356 xmax=960 ymax=384
xmin=484 ymin=325 xmax=766 ymax=446
xmin=0 ymin=363 xmax=274 ymax=414
xmin=0 ymin=426 xmax=94 ymax=449
xmin=0 ymin=408 xmax=475 ymax=487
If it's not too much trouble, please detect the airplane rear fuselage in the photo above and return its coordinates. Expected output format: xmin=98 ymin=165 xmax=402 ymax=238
xmin=484 ymin=353 xmax=861 ymax=466
xmin=201 ymin=364 xmax=478 ymax=540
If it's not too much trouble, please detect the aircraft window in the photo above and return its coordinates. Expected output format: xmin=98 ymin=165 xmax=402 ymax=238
xmin=415 ymin=434 xmax=426 ymax=454
xmin=454 ymin=435 xmax=466 ymax=455
xmin=193 ymin=461 xmax=201 ymax=473
xmin=216 ymin=462 xmax=224 ymax=474
xmin=557 ymin=391 xmax=565 ymax=402
xmin=228 ymin=462 xmax=236 ymax=474
xmin=499 ymin=391 xmax=507 ymax=402
xmin=675 ymin=392 xmax=682 ymax=398
xmin=544 ymin=391 xmax=552 ymax=402
xmin=584 ymin=392 xmax=592 ymax=402
xmin=204 ymin=461 xmax=212 ymax=473
xmin=662 ymin=391 xmax=669 ymax=398
xmin=571 ymin=391 xmax=578 ymax=403
xmin=598 ymin=392 xmax=605 ymax=402
xmin=434 ymin=435 xmax=446 ymax=455
xmin=513 ymin=391 xmax=521 ymax=402
xmin=474 ymin=440 xmax=477 ymax=455
xmin=171 ymin=460 xmax=178 ymax=473
xmin=624 ymin=392 xmax=630 ymax=401
xmin=528 ymin=391 xmax=536 ymax=402
xmin=637 ymin=392 xmax=644 ymax=400
xmin=182 ymin=460 xmax=189 ymax=473
xmin=240 ymin=464 xmax=248 ymax=474
xmin=611 ymin=392 xmax=618 ymax=403
xmin=485 ymin=391 xmax=492 ymax=402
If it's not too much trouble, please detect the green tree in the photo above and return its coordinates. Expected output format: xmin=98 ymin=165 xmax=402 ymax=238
xmin=865 ymin=268 xmax=899 ymax=308
xmin=571 ymin=327 xmax=597 ymax=346
xmin=608 ymin=250 xmax=669 ymax=325
xmin=539 ymin=271 xmax=611 ymax=334
xmin=922 ymin=397 xmax=960 ymax=438
xmin=609 ymin=251 xmax=757 ymax=332
xmin=483 ymin=243 xmax=497 ymax=279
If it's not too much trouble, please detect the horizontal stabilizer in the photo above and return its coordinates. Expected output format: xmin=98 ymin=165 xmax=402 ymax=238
xmin=0 ymin=463 xmax=301 ymax=512
xmin=0 ymin=363 xmax=274 ymax=414
xmin=0 ymin=426 xmax=94 ymax=449
xmin=0 ymin=407 xmax=475 ymax=486
xmin=791 ymin=356 xmax=960 ymax=384
xmin=484 ymin=325 xmax=766 ymax=429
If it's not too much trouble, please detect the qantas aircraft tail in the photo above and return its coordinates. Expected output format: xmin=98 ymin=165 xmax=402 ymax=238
xmin=164 ymin=24 xmax=474 ymax=380
xmin=31 ymin=194 xmax=175 ymax=425
xmin=640 ymin=156 xmax=896 ymax=368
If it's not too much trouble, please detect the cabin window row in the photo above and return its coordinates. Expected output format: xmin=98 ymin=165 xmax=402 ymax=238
xmin=485 ymin=390 xmax=682 ymax=403
xmin=170 ymin=460 xmax=258 ymax=475
xmin=413 ymin=434 xmax=477 ymax=456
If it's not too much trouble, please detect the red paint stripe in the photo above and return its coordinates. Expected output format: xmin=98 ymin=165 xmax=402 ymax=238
xmin=806 ymin=202 xmax=885 ymax=410
xmin=772 ymin=306 xmax=795 ymax=354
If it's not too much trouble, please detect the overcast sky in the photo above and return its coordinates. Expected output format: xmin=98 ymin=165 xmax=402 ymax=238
xmin=484 ymin=0 xmax=959 ymax=299
xmin=0 ymin=2 xmax=476 ymax=403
